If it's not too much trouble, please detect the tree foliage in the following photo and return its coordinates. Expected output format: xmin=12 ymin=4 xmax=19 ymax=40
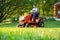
xmin=0 ymin=0 xmax=60 ymax=22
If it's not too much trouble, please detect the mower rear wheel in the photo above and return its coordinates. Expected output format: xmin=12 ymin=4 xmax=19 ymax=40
xmin=38 ymin=19 xmax=44 ymax=27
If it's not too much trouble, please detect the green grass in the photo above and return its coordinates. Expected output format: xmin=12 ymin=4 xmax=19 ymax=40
xmin=0 ymin=22 xmax=18 ymax=28
xmin=0 ymin=28 xmax=60 ymax=40
xmin=0 ymin=21 xmax=60 ymax=40
xmin=0 ymin=21 xmax=60 ymax=28
xmin=45 ymin=21 xmax=60 ymax=28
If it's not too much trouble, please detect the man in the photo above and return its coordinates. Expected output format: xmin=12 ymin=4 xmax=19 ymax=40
xmin=31 ymin=5 xmax=39 ymax=22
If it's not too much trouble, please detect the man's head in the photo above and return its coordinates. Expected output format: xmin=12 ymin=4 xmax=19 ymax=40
xmin=33 ymin=5 xmax=36 ymax=8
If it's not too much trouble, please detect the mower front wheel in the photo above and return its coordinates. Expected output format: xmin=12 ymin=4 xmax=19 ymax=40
xmin=24 ymin=23 xmax=30 ymax=27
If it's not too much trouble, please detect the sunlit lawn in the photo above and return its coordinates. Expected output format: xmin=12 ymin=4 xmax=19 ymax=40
xmin=0 ymin=28 xmax=60 ymax=40
xmin=0 ymin=21 xmax=60 ymax=40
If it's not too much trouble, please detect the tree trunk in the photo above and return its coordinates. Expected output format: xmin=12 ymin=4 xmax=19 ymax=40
xmin=0 ymin=19 xmax=2 ymax=23
xmin=42 ymin=8 xmax=44 ymax=16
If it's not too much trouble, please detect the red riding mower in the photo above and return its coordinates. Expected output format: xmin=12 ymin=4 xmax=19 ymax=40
xmin=17 ymin=14 xmax=44 ymax=27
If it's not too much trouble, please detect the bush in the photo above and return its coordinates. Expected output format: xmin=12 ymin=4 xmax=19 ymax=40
xmin=11 ymin=17 xmax=19 ymax=22
xmin=46 ymin=17 xmax=56 ymax=21
xmin=2 ymin=19 xmax=11 ymax=23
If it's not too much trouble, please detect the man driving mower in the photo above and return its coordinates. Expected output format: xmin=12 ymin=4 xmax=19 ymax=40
xmin=30 ymin=5 xmax=39 ymax=22
xmin=17 ymin=5 xmax=44 ymax=27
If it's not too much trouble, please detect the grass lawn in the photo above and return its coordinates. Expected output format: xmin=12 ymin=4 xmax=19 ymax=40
xmin=0 ymin=21 xmax=60 ymax=40
xmin=0 ymin=21 xmax=60 ymax=28
xmin=45 ymin=21 xmax=60 ymax=28
xmin=0 ymin=28 xmax=60 ymax=40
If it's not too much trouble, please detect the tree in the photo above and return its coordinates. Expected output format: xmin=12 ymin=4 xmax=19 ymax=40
xmin=0 ymin=0 xmax=23 ymax=22
xmin=0 ymin=0 xmax=59 ymax=23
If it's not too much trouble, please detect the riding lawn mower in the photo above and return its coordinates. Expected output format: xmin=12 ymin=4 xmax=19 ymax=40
xmin=17 ymin=14 xmax=44 ymax=28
